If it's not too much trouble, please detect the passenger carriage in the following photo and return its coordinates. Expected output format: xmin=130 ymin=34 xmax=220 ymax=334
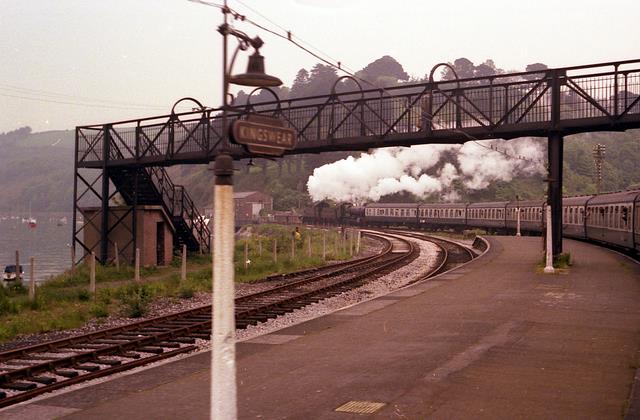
xmin=505 ymin=200 xmax=545 ymax=234
xmin=561 ymin=195 xmax=592 ymax=240
xmin=466 ymin=201 xmax=508 ymax=231
xmin=418 ymin=203 xmax=467 ymax=230
xmin=363 ymin=203 xmax=419 ymax=227
xmin=585 ymin=190 xmax=638 ymax=250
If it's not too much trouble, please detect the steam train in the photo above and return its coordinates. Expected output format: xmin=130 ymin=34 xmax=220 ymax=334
xmin=302 ymin=189 xmax=640 ymax=255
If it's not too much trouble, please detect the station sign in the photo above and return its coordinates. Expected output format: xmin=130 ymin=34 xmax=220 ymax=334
xmin=230 ymin=114 xmax=297 ymax=157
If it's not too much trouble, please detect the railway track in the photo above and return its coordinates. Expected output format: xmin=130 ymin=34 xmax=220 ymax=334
xmin=0 ymin=231 xmax=416 ymax=408
xmin=386 ymin=229 xmax=477 ymax=278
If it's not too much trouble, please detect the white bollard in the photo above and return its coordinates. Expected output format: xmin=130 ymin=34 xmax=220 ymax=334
xmin=544 ymin=204 xmax=555 ymax=274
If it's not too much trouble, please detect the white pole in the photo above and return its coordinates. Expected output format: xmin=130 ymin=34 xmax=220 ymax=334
xmin=544 ymin=204 xmax=555 ymax=274
xmin=211 ymin=154 xmax=237 ymax=419
xmin=516 ymin=207 xmax=521 ymax=237
xmin=356 ymin=230 xmax=361 ymax=254
xmin=181 ymin=244 xmax=187 ymax=281
xmin=307 ymin=235 xmax=311 ymax=258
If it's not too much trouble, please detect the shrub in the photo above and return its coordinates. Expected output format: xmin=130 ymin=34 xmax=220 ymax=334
xmin=120 ymin=284 xmax=152 ymax=318
xmin=178 ymin=285 xmax=194 ymax=299
xmin=89 ymin=303 xmax=109 ymax=318
xmin=77 ymin=289 xmax=91 ymax=301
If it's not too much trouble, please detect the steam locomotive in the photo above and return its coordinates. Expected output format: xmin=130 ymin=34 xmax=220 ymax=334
xmin=302 ymin=189 xmax=640 ymax=255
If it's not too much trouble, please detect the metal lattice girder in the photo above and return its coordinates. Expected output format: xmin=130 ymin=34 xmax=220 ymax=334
xmin=75 ymin=58 xmax=640 ymax=169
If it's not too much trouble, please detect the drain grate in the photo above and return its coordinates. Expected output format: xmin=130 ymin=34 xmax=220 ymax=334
xmin=335 ymin=400 xmax=386 ymax=414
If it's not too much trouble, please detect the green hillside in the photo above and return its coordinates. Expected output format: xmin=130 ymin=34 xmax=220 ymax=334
xmin=1 ymin=56 xmax=639 ymax=212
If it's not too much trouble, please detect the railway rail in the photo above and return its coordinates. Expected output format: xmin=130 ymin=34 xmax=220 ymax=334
xmin=0 ymin=231 xmax=416 ymax=408
xmin=386 ymin=229 xmax=477 ymax=279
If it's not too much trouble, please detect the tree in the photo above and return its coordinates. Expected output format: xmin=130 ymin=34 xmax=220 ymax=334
xmin=356 ymin=55 xmax=409 ymax=86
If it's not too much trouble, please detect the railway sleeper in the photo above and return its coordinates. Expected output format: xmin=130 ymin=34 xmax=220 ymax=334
xmin=0 ymin=391 xmax=5 ymax=399
xmin=94 ymin=339 xmax=130 ymax=345
xmin=93 ymin=358 xmax=121 ymax=366
xmin=54 ymin=370 xmax=79 ymax=378
xmin=76 ymin=364 xmax=101 ymax=372
xmin=168 ymin=337 xmax=196 ymax=344
xmin=185 ymin=333 xmax=210 ymax=339
xmin=137 ymin=346 xmax=164 ymax=354
xmin=155 ymin=341 xmax=182 ymax=348
xmin=27 ymin=376 xmax=57 ymax=385
xmin=0 ymin=381 xmax=37 ymax=391
xmin=118 ymin=352 xmax=142 ymax=359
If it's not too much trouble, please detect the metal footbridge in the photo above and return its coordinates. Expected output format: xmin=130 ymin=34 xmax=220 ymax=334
xmin=74 ymin=58 xmax=640 ymax=263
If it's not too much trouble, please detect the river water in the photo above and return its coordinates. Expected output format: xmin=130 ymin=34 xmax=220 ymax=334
xmin=0 ymin=212 xmax=79 ymax=283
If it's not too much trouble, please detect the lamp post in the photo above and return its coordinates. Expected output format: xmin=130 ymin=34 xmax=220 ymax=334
xmin=515 ymin=195 xmax=521 ymax=237
xmin=211 ymin=2 xmax=282 ymax=419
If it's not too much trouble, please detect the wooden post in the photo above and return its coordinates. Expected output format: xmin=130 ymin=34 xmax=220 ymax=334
xmin=322 ymin=231 xmax=326 ymax=260
xmin=135 ymin=248 xmax=140 ymax=282
xmin=258 ymin=239 xmax=262 ymax=257
xmin=307 ymin=236 xmax=312 ymax=257
xmin=349 ymin=229 xmax=353 ymax=257
xmin=70 ymin=246 xmax=76 ymax=275
xmin=29 ymin=257 xmax=35 ymax=302
xmin=334 ymin=231 xmax=338 ymax=256
xmin=15 ymin=250 xmax=20 ymax=284
xmin=244 ymin=241 xmax=249 ymax=271
xmin=114 ymin=242 xmax=120 ymax=271
xmin=356 ymin=230 xmax=361 ymax=254
xmin=273 ymin=238 xmax=277 ymax=263
xmin=90 ymin=252 xmax=96 ymax=295
xmin=181 ymin=244 xmax=187 ymax=281
xmin=291 ymin=236 xmax=295 ymax=260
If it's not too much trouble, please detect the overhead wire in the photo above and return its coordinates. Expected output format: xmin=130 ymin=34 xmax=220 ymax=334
xmin=216 ymin=1 xmax=545 ymax=166
xmin=0 ymin=83 xmax=168 ymax=109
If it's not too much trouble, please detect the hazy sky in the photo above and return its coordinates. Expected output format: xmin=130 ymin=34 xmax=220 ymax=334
xmin=1 ymin=0 xmax=638 ymax=133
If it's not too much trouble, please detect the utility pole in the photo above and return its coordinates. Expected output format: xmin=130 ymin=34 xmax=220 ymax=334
xmin=592 ymin=143 xmax=606 ymax=193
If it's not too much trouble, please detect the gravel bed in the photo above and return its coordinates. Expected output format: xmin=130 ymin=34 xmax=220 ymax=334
xmin=0 ymin=233 xmax=446 ymax=408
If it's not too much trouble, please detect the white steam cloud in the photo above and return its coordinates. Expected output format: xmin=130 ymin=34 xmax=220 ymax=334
xmin=307 ymin=138 xmax=546 ymax=203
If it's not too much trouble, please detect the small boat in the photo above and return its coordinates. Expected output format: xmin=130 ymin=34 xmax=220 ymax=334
xmin=2 ymin=265 xmax=24 ymax=286
xmin=57 ymin=216 xmax=68 ymax=226
xmin=28 ymin=217 xmax=37 ymax=228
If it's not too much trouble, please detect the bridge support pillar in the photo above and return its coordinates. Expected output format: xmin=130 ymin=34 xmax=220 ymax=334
xmin=547 ymin=132 xmax=563 ymax=257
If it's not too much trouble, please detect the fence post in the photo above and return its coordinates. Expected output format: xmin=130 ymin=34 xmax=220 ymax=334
xmin=273 ymin=238 xmax=277 ymax=263
xmin=15 ymin=250 xmax=20 ymax=284
xmin=334 ymin=231 xmax=338 ymax=256
xmin=307 ymin=236 xmax=312 ymax=258
xmin=70 ymin=245 xmax=76 ymax=275
xmin=181 ymin=244 xmax=187 ymax=281
xmin=29 ymin=257 xmax=35 ymax=302
xmin=244 ymin=241 xmax=249 ymax=271
xmin=356 ymin=230 xmax=361 ymax=254
xmin=114 ymin=242 xmax=120 ymax=271
xmin=323 ymin=231 xmax=326 ymax=260
xmin=349 ymin=229 xmax=353 ymax=257
xmin=291 ymin=236 xmax=295 ymax=260
xmin=135 ymin=248 xmax=140 ymax=282
xmin=258 ymin=239 xmax=262 ymax=257
xmin=90 ymin=252 xmax=96 ymax=295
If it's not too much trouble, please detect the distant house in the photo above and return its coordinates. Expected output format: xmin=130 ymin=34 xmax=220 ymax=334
xmin=234 ymin=191 xmax=273 ymax=225
xmin=273 ymin=210 xmax=302 ymax=224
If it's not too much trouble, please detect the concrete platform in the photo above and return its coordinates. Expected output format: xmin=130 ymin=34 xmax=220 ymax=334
xmin=2 ymin=236 xmax=640 ymax=419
